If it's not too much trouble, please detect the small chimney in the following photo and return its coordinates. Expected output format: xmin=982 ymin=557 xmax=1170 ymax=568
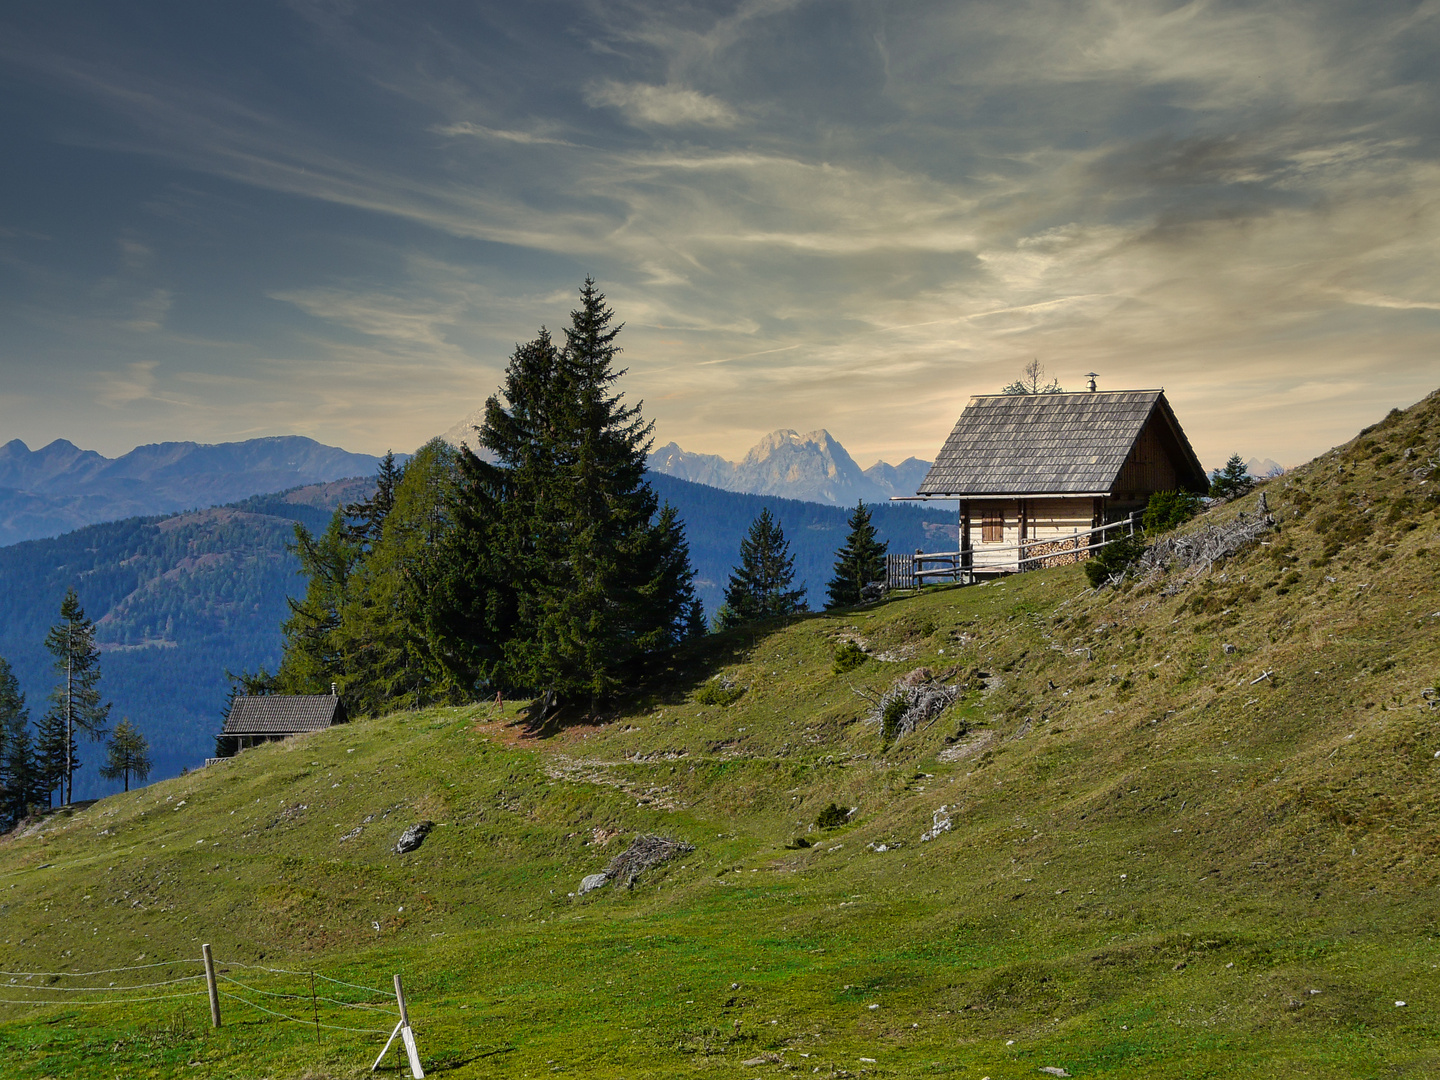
xmin=330 ymin=682 xmax=337 ymax=697
xmin=1086 ymin=372 xmax=1098 ymax=393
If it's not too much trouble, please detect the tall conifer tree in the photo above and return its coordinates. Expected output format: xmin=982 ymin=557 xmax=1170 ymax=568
xmin=276 ymin=511 xmax=360 ymax=695
xmin=43 ymin=588 xmax=109 ymax=804
xmin=474 ymin=281 xmax=695 ymax=709
xmin=826 ymin=502 xmax=888 ymax=608
xmin=716 ymin=509 xmax=808 ymax=629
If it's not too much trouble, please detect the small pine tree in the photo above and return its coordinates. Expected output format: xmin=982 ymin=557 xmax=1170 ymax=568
xmin=33 ymin=707 xmax=72 ymax=808
xmin=43 ymin=588 xmax=110 ymax=805
xmin=1142 ymin=489 xmax=1203 ymax=534
xmin=717 ymin=509 xmax=808 ymax=629
xmin=683 ymin=597 xmax=707 ymax=640
xmin=99 ymin=719 xmax=152 ymax=793
xmin=1209 ymin=454 xmax=1255 ymax=501
xmin=826 ymin=501 xmax=888 ymax=608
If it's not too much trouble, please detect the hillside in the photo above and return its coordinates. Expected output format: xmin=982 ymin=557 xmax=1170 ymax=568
xmin=0 ymin=391 xmax=1436 ymax=1078
xmin=0 ymin=479 xmax=373 ymax=797
xmin=0 ymin=436 xmax=391 ymax=546
xmin=0 ymin=473 xmax=952 ymax=797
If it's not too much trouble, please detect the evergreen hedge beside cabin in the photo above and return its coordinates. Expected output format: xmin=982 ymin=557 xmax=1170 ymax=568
xmin=911 ymin=389 xmax=1207 ymax=573
xmin=217 ymin=694 xmax=348 ymax=755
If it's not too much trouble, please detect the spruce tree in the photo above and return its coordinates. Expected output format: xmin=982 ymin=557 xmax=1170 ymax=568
xmin=1209 ymin=454 xmax=1255 ymax=501
xmin=43 ymin=588 xmax=110 ymax=804
xmin=0 ymin=656 xmax=37 ymax=827
xmin=826 ymin=501 xmax=888 ymax=608
xmin=683 ymin=597 xmax=708 ymax=640
xmin=476 ymin=280 xmax=695 ymax=709
xmin=717 ymin=509 xmax=808 ymax=629
xmin=344 ymin=450 xmax=402 ymax=545
xmin=99 ymin=719 xmax=152 ymax=793
xmin=33 ymin=706 xmax=71 ymax=808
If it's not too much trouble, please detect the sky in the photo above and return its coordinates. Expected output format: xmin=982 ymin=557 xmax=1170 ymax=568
xmin=1 ymin=0 xmax=1438 ymax=472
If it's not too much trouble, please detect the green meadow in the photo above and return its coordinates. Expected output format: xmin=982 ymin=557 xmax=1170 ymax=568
xmin=2 ymin=390 xmax=1439 ymax=1079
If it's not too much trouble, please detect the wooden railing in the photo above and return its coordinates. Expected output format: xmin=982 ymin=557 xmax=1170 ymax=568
xmin=887 ymin=514 xmax=1139 ymax=589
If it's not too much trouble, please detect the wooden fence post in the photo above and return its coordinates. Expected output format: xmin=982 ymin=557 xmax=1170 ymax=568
xmin=202 ymin=943 xmax=221 ymax=1029
xmin=372 ymin=974 xmax=426 ymax=1078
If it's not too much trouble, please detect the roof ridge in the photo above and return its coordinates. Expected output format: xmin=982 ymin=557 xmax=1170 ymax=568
xmin=968 ymin=388 xmax=1164 ymax=400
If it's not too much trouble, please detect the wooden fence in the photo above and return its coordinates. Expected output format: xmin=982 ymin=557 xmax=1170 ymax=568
xmin=887 ymin=514 xmax=1140 ymax=590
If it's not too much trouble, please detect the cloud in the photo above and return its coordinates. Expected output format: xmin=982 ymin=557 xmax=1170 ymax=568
xmin=585 ymin=80 xmax=738 ymax=127
xmin=122 ymin=289 xmax=173 ymax=333
xmin=4 ymin=1 xmax=1440 ymax=468
xmin=430 ymin=122 xmax=575 ymax=146
xmin=98 ymin=360 xmax=159 ymax=405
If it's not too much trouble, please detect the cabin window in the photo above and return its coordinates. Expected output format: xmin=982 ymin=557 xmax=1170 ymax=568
xmin=981 ymin=508 xmax=1003 ymax=542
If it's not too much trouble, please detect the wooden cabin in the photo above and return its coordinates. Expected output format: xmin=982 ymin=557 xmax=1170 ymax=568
xmin=218 ymin=693 xmax=348 ymax=752
xmin=910 ymin=389 xmax=1207 ymax=574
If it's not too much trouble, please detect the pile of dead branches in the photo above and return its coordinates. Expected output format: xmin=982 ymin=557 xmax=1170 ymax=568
xmin=606 ymin=834 xmax=695 ymax=889
xmin=856 ymin=667 xmax=961 ymax=743
xmin=1137 ymin=495 xmax=1276 ymax=581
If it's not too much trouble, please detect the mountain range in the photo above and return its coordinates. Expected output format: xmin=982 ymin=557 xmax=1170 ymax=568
xmin=647 ymin=429 xmax=933 ymax=505
xmin=0 ymin=436 xmax=390 ymax=547
xmin=445 ymin=405 xmax=934 ymax=507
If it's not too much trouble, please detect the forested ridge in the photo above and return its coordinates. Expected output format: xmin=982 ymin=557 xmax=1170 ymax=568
xmin=0 ymin=468 xmax=950 ymax=797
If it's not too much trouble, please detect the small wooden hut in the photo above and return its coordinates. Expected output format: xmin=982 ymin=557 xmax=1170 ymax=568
xmin=219 ymin=693 xmax=348 ymax=752
xmin=905 ymin=389 xmax=1207 ymax=574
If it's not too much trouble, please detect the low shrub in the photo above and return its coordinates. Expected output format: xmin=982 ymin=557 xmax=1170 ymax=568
xmin=1084 ymin=533 xmax=1145 ymax=587
xmin=1142 ymin=490 xmax=1202 ymax=534
xmin=833 ymin=641 xmax=868 ymax=674
xmin=695 ymin=676 xmax=745 ymax=707
xmin=816 ymin=802 xmax=849 ymax=829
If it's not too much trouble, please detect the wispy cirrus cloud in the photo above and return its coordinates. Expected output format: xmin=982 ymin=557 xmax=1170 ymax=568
xmin=1 ymin=0 xmax=1438 ymax=468
xmin=584 ymin=80 xmax=738 ymax=127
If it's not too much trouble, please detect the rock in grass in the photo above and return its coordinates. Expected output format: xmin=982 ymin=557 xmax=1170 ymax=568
xmin=578 ymin=872 xmax=610 ymax=895
xmin=605 ymin=834 xmax=695 ymax=889
xmin=393 ymin=820 xmax=433 ymax=854
xmin=1039 ymin=1069 xmax=1072 ymax=1078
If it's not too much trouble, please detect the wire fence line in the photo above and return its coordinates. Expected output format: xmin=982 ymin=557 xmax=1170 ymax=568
xmin=0 ymin=989 xmax=209 ymax=1005
xmin=2 ymin=974 xmax=207 ymax=992
xmin=0 ymin=958 xmax=202 ymax=978
xmin=216 ymin=989 xmax=394 ymax=1036
xmin=0 ymin=951 xmax=400 ymax=1038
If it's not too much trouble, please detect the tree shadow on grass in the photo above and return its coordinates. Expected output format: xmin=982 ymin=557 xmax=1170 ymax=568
xmin=505 ymin=611 xmax=824 ymax=739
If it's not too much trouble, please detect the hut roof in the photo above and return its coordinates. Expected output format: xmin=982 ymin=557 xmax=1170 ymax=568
xmin=916 ymin=389 xmax=1206 ymax=497
xmin=222 ymin=695 xmax=347 ymax=737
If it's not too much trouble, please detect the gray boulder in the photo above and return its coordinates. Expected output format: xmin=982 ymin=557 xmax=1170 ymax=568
xmin=578 ymin=872 xmax=611 ymax=895
xmin=393 ymin=820 xmax=433 ymax=854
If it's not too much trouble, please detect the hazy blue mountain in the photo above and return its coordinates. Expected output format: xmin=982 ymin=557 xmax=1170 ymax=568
xmin=862 ymin=456 xmax=934 ymax=498
xmin=0 ymin=436 xmax=392 ymax=546
xmin=644 ymin=429 xmax=933 ymax=505
xmin=647 ymin=442 xmax=738 ymax=489
xmin=0 ymin=472 xmax=953 ymax=796
xmin=1246 ymin=457 xmax=1285 ymax=478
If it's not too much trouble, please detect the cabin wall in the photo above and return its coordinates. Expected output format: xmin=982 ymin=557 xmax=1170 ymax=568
xmin=963 ymin=497 xmax=1095 ymax=571
xmin=1112 ymin=414 xmax=1192 ymax=508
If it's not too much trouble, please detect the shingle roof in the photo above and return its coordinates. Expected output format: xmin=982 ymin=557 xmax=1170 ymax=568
xmin=916 ymin=390 xmax=1205 ymax=496
xmin=222 ymin=695 xmax=347 ymax=736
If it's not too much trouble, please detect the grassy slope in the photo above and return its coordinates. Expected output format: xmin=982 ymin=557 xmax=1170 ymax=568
xmin=1 ymin=391 xmax=1438 ymax=1080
